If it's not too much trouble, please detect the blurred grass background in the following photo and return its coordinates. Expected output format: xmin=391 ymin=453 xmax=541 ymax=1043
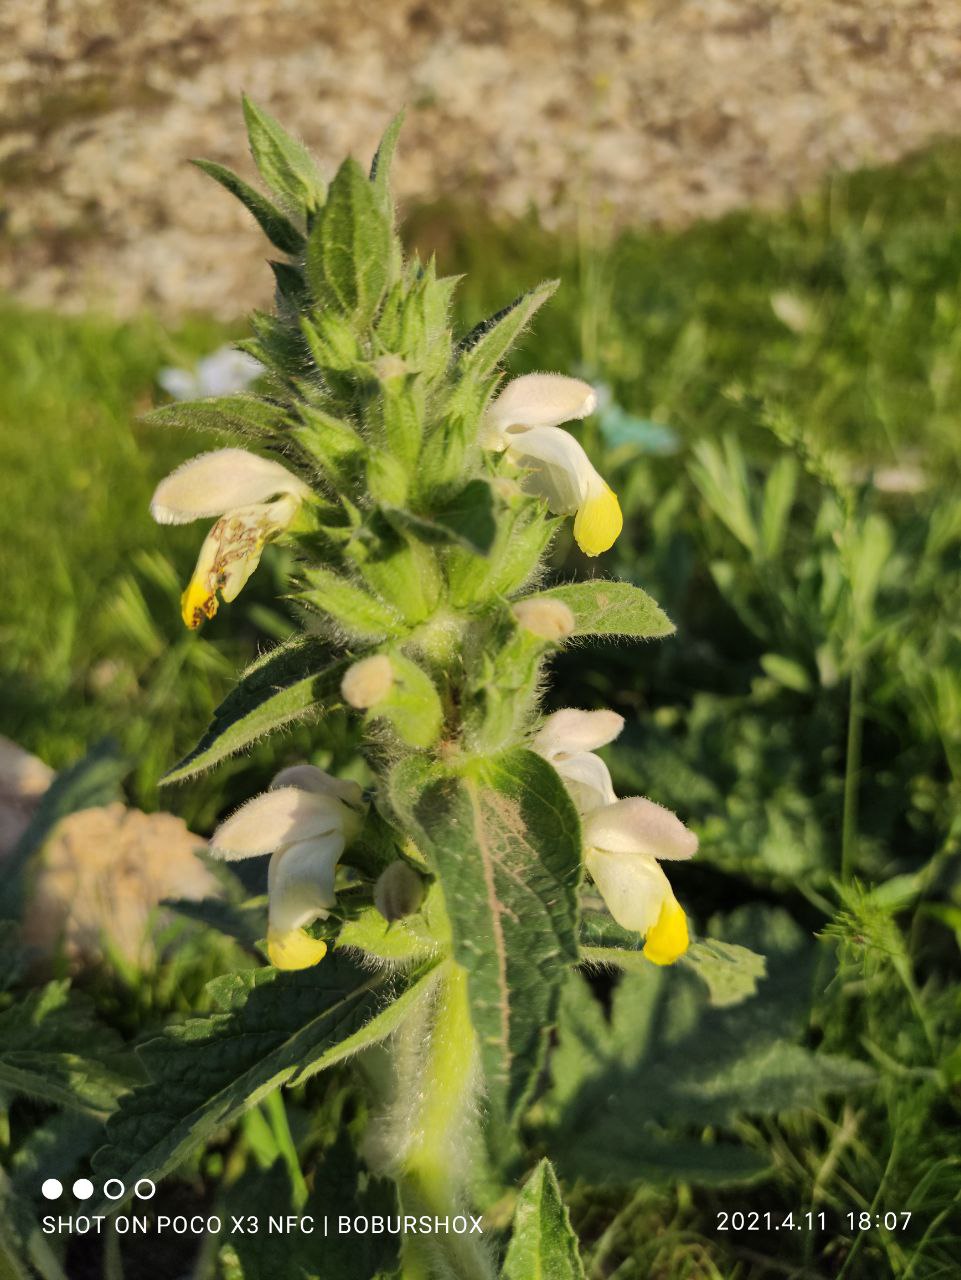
xmin=2 ymin=138 xmax=961 ymax=1277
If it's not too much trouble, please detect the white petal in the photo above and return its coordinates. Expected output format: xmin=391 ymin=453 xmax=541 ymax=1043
xmin=534 ymin=708 xmax=625 ymax=757
xmin=210 ymin=787 xmax=348 ymax=860
xmin=150 ymin=448 xmax=309 ymax=525
xmin=505 ymin=426 xmax=599 ymax=515
xmin=583 ymin=796 xmax=698 ymax=861
xmin=267 ymin=834 xmax=343 ymax=932
xmin=487 ymin=374 xmax=596 ymax=434
xmin=586 ymin=847 xmax=673 ymax=934
xmin=179 ymin=497 xmax=299 ymax=628
xmin=270 ymin=765 xmax=364 ymax=810
xmin=553 ymin=751 xmax=617 ymax=814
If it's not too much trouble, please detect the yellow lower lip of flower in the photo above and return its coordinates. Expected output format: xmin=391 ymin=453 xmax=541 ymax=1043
xmin=573 ymin=485 xmax=623 ymax=557
xmin=181 ymin=576 xmax=219 ymax=630
xmin=267 ymin=927 xmax=328 ymax=970
xmin=642 ymin=899 xmax=689 ymax=966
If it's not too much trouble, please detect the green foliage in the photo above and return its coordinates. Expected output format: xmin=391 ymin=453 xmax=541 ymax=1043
xmin=528 ymin=580 xmax=674 ymax=640
xmin=392 ymin=750 xmax=582 ymax=1119
xmin=543 ymin=908 xmax=873 ymax=1186
xmin=93 ymin=958 xmax=439 ymax=1191
xmin=242 ymin=95 xmax=326 ymax=215
xmin=502 ymin=1158 xmax=585 ymax=1280
xmin=163 ymin=641 xmax=346 ymax=783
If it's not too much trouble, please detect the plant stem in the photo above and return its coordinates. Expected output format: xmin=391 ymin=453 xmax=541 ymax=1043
xmin=841 ymin=663 xmax=863 ymax=882
xmin=398 ymin=962 xmax=493 ymax=1280
xmin=263 ymin=1090 xmax=308 ymax=1208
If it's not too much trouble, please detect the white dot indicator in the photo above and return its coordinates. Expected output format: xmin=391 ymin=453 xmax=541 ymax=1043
xmin=72 ymin=1178 xmax=94 ymax=1200
xmin=103 ymin=1179 xmax=125 ymax=1201
xmin=41 ymin=1179 xmax=63 ymax=1200
xmin=134 ymin=1178 xmax=156 ymax=1201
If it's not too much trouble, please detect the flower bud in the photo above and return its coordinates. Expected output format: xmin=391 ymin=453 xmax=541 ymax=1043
xmin=342 ymin=655 xmax=394 ymax=709
xmin=374 ymin=861 xmax=426 ymax=923
xmin=511 ymin=598 xmax=576 ymax=641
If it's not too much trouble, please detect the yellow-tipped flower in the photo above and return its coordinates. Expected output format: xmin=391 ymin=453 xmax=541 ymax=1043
xmin=150 ymin=448 xmax=310 ymax=628
xmin=483 ymin=373 xmax=623 ymax=556
xmin=533 ymin=708 xmax=695 ymax=964
xmin=209 ymin=765 xmax=364 ymax=970
xmin=582 ymin=798 xmax=697 ymax=966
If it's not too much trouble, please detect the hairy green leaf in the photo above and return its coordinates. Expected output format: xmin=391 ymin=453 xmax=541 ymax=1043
xmin=0 ymin=983 xmax=132 ymax=1116
xmin=369 ymin=111 xmax=405 ymax=205
xmin=163 ymin=639 xmax=346 ymax=783
xmin=192 ymin=159 xmax=305 ymax=255
xmin=502 ymin=1159 xmax=585 ymax=1280
xmin=306 ymin=157 xmax=392 ymax=320
xmin=242 ymin=95 xmax=326 ymax=213
xmin=526 ymin=580 xmax=674 ymax=640
xmin=145 ymin=394 xmax=290 ymax=441
xmin=391 ymin=749 xmax=581 ymax=1118
xmin=93 ymin=958 xmax=438 ymax=1192
xmin=457 ymin=280 xmax=559 ymax=379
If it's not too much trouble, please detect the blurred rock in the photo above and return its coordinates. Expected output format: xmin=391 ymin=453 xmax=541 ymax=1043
xmin=0 ymin=736 xmax=54 ymax=857
xmin=2 ymin=1 xmax=961 ymax=315
xmin=21 ymin=802 xmax=219 ymax=967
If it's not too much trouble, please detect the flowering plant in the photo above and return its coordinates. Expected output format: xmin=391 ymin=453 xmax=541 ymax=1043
xmin=96 ymin=101 xmax=713 ymax=1277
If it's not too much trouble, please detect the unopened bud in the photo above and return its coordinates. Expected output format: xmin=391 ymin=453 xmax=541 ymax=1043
xmin=511 ymin=598 xmax=575 ymax=641
xmin=374 ymin=861 xmax=426 ymax=923
xmin=372 ymin=354 xmax=409 ymax=382
xmin=342 ymin=655 xmax=394 ymax=709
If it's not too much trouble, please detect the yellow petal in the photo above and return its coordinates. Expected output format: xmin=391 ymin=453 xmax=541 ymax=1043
xmin=181 ymin=574 xmax=219 ymax=630
xmin=267 ymin=927 xmax=328 ymax=970
xmin=574 ymin=484 xmax=623 ymax=556
xmin=642 ymin=898 xmax=689 ymax=966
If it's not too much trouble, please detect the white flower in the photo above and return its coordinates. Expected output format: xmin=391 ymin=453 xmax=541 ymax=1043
xmin=583 ymin=798 xmax=696 ymax=966
xmin=210 ymin=765 xmax=364 ymax=970
xmin=158 ymin=345 xmax=264 ymax=401
xmin=534 ymin=707 xmax=696 ymax=965
xmin=341 ymin=655 xmax=395 ymax=709
xmin=483 ymin=373 xmax=623 ymax=557
xmin=533 ymin=707 xmax=623 ymax=813
xmin=150 ymin=448 xmax=310 ymax=628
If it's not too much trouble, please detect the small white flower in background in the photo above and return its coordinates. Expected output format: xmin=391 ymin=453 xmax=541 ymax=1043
xmin=511 ymin=598 xmax=575 ymax=641
xmin=150 ymin=448 xmax=310 ymax=628
xmin=157 ymin=345 xmax=264 ymax=401
xmin=210 ymin=765 xmax=365 ymax=970
xmin=483 ymin=373 xmax=623 ymax=557
xmin=534 ymin=707 xmax=696 ymax=965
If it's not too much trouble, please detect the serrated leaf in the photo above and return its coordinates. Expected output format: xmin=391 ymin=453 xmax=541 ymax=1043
xmin=145 ymin=394 xmax=290 ymax=441
xmin=457 ymin=280 xmax=558 ymax=378
xmin=306 ymin=157 xmax=392 ymax=320
xmin=242 ymin=95 xmax=326 ymax=213
xmin=0 ymin=983 xmax=132 ymax=1116
xmin=92 ymin=958 xmax=438 ymax=1192
xmin=544 ymin=907 xmax=873 ymax=1187
xmin=525 ymin=580 xmax=674 ymax=640
xmin=192 ymin=159 xmax=305 ymax=255
xmin=502 ymin=1159 xmax=585 ymax=1280
xmin=391 ymin=750 xmax=581 ymax=1118
xmin=163 ymin=639 xmax=345 ymax=784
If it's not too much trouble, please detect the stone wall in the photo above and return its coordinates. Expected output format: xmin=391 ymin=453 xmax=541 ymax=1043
xmin=2 ymin=0 xmax=960 ymax=315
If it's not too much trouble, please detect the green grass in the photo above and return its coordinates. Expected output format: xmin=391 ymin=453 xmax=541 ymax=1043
xmin=3 ymin=139 xmax=961 ymax=1279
